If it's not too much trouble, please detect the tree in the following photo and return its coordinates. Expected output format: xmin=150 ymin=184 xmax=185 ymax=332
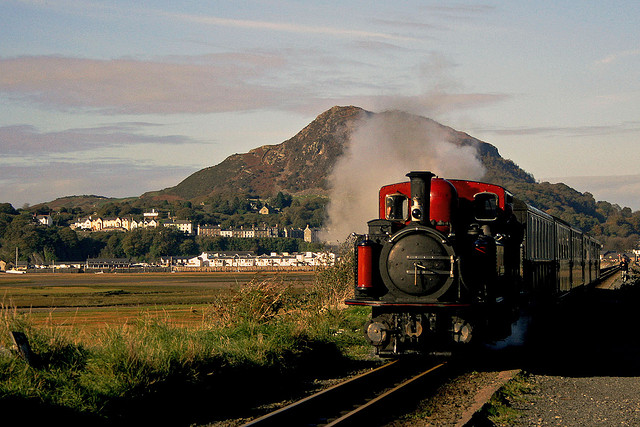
xmin=271 ymin=192 xmax=293 ymax=209
xmin=149 ymin=228 xmax=183 ymax=259
xmin=176 ymin=207 xmax=195 ymax=219
xmin=100 ymin=234 xmax=124 ymax=258
xmin=179 ymin=239 xmax=198 ymax=256
xmin=97 ymin=203 xmax=121 ymax=218
xmin=0 ymin=203 xmax=17 ymax=215
xmin=122 ymin=229 xmax=154 ymax=260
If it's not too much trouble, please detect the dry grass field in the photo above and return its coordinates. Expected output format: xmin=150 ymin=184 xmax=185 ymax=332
xmin=0 ymin=271 xmax=315 ymax=330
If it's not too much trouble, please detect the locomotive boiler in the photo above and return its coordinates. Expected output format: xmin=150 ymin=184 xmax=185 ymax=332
xmin=346 ymin=171 xmax=600 ymax=356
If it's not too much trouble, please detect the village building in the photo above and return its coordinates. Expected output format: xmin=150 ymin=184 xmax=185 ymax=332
xmin=168 ymin=251 xmax=335 ymax=270
xmin=144 ymin=209 xmax=159 ymax=219
xmin=85 ymin=258 xmax=131 ymax=270
xmin=35 ymin=214 xmax=53 ymax=226
xmin=102 ymin=217 xmax=125 ymax=231
xmin=197 ymin=225 xmax=221 ymax=237
xmin=71 ymin=215 xmax=159 ymax=232
xmin=259 ymin=206 xmax=271 ymax=215
xmin=163 ymin=219 xmax=194 ymax=234
xmin=304 ymin=225 xmax=320 ymax=243
xmin=284 ymin=227 xmax=304 ymax=239
xmin=69 ymin=213 xmax=318 ymax=243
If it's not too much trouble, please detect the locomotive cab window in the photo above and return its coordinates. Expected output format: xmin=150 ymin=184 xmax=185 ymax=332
xmin=385 ymin=192 xmax=408 ymax=221
xmin=474 ymin=192 xmax=499 ymax=221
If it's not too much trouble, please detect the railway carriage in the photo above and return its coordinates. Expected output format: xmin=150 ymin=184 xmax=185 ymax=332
xmin=347 ymin=171 xmax=601 ymax=356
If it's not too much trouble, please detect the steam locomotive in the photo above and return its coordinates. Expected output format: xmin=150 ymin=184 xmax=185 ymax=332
xmin=346 ymin=171 xmax=601 ymax=356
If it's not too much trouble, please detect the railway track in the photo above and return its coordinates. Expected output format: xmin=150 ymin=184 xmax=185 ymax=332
xmin=599 ymin=265 xmax=621 ymax=282
xmin=242 ymin=358 xmax=448 ymax=426
xmin=242 ymin=266 xmax=621 ymax=426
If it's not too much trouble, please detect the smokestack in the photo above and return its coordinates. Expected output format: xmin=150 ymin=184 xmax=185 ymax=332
xmin=407 ymin=171 xmax=434 ymax=225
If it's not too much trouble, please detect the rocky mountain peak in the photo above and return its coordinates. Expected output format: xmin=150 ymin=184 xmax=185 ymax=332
xmin=143 ymin=106 xmax=531 ymax=202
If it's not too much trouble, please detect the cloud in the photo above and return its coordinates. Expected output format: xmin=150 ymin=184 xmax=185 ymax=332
xmin=475 ymin=122 xmax=640 ymax=138
xmin=367 ymin=92 xmax=509 ymax=115
xmin=289 ymin=92 xmax=508 ymax=118
xmin=164 ymin=12 xmax=417 ymax=42
xmin=0 ymin=122 xmax=197 ymax=155
xmin=596 ymin=49 xmax=640 ymax=65
xmin=0 ymin=160 xmax=195 ymax=208
xmin=0 ymin=54 xmax=511 ymax=118
xmin=16 ymin=1 xmax=421 ymax=43
xmin=0 ymin=55 xmax=288 ymax=114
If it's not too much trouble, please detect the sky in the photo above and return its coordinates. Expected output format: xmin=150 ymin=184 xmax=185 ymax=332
xmin=1 ymin=1 xmax=640 ymax=211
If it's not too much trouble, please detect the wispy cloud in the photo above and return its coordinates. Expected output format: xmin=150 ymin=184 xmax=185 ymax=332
xmin=362 ymin=92 xmax=509 ymax=115
xmin=476 ymin=122 xmax=640 ymax=138
xmin=165 ymin=12 xmax=418 ymax=42
xmin=0 ymin=122 xmax=196 ymax=155
xmin=0 ymin=55 xmax=288 ymax=114
xmin=280 ymin=92 xmax=509 ymax=117
xmin=17 ymin=0 xmax=421 ymax=43
xmin=0 ymin=53 xmax=507 ymax=117
xmin=596 ymin=49 xmax=640 ymax=65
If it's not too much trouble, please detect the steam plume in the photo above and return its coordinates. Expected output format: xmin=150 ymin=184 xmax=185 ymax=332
xmin=321 ymin=110 xmax=486 ymax=243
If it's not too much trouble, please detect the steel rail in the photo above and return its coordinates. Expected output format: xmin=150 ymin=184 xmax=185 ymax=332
xmin=241 ymin=360 xmax=400 ymax=426
xmin=599 ymin=265 xmax=621 ymax=281
xmin=325 ymin=362 xmax=446 ymax=426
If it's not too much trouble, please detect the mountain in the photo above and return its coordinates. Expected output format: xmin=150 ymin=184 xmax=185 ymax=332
xmin=142 ymin=106 xmax=535 ymax=202
xmin=33 ymin=195 xmax=136 ymax=212
xmin=29 ymin=106 xmax=640 ymax=251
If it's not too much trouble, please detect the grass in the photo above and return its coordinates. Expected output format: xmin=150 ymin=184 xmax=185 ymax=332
xmin=0 ymin=256 xmax=373 ymax=425
xmin=476 ymin=373 xmax=537 ymax=426
xmin=0 ymin=271 xmax=313 ymax=309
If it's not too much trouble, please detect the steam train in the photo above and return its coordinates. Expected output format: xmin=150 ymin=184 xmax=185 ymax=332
xmin=346 ymin=171 xmax=601 ymax=356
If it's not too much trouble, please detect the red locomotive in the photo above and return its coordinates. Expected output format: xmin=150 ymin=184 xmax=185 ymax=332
xmin=346 ymin=171 xmax=601 ymax=356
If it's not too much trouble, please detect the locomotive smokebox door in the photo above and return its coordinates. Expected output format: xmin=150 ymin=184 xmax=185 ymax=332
xmin=380 ymin=226 xmax=456 ymax=299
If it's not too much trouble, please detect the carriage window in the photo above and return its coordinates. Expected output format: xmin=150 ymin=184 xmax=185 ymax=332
xmin=474 ymin=192 xmax=499 ymax=221
xmin=385 ymin=192 xmax=408 ymax=221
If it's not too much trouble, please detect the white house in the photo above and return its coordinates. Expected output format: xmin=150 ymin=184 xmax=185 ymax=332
xmin=103 ymin=217 xmax=123 ymax=230
xmin=163 ymin=219 xmax=193 ymax=234
xmin=35 ymin=214 xmax=53 ymax=226
xmin=71 ymin=217 xmax=93 ymax=230
xmin=143 ymin=218 xmax=158 ymax=228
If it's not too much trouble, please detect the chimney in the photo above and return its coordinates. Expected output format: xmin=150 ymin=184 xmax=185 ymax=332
xmin=406 ymin=171 xmax=434 ymax=225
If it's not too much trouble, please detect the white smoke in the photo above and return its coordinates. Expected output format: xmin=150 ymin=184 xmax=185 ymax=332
xmin=321 ymin=111 xmax=486 ymax=243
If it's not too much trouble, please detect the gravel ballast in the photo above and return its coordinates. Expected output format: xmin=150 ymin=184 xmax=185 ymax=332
xmin=512 ymin=375 xmax=640 ymax=426
xmin=392 ymin=271 xmax=640 ymax=426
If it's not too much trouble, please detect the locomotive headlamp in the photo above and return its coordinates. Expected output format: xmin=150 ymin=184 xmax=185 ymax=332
xmin=411 ymin=196 xmax=424 ymax=222
xmin=407 ymin=171 xmax=434 ymax=225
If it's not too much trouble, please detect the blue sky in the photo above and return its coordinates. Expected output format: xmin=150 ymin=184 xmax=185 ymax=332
xmin=1 ymin=1 xmax=640 ymax=210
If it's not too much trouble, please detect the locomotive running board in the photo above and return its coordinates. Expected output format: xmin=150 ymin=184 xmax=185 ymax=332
xmin=344 ymin=300 xmax=472 ymax=308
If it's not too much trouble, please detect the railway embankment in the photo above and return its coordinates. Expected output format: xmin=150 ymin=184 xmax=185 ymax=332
xmin=385 ymin=267 xmax=640 ymax=426
xmin=504 ymin=269 xmax=640 ymax=426
xmin=472 ymin=268 xmax=640 ymax=426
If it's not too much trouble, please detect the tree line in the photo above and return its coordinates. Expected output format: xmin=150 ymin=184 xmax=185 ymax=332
xmin=0 ymin=193 xmax=326 ymax=265
xmin=2 ymin=182 xmax=640 ymax=265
